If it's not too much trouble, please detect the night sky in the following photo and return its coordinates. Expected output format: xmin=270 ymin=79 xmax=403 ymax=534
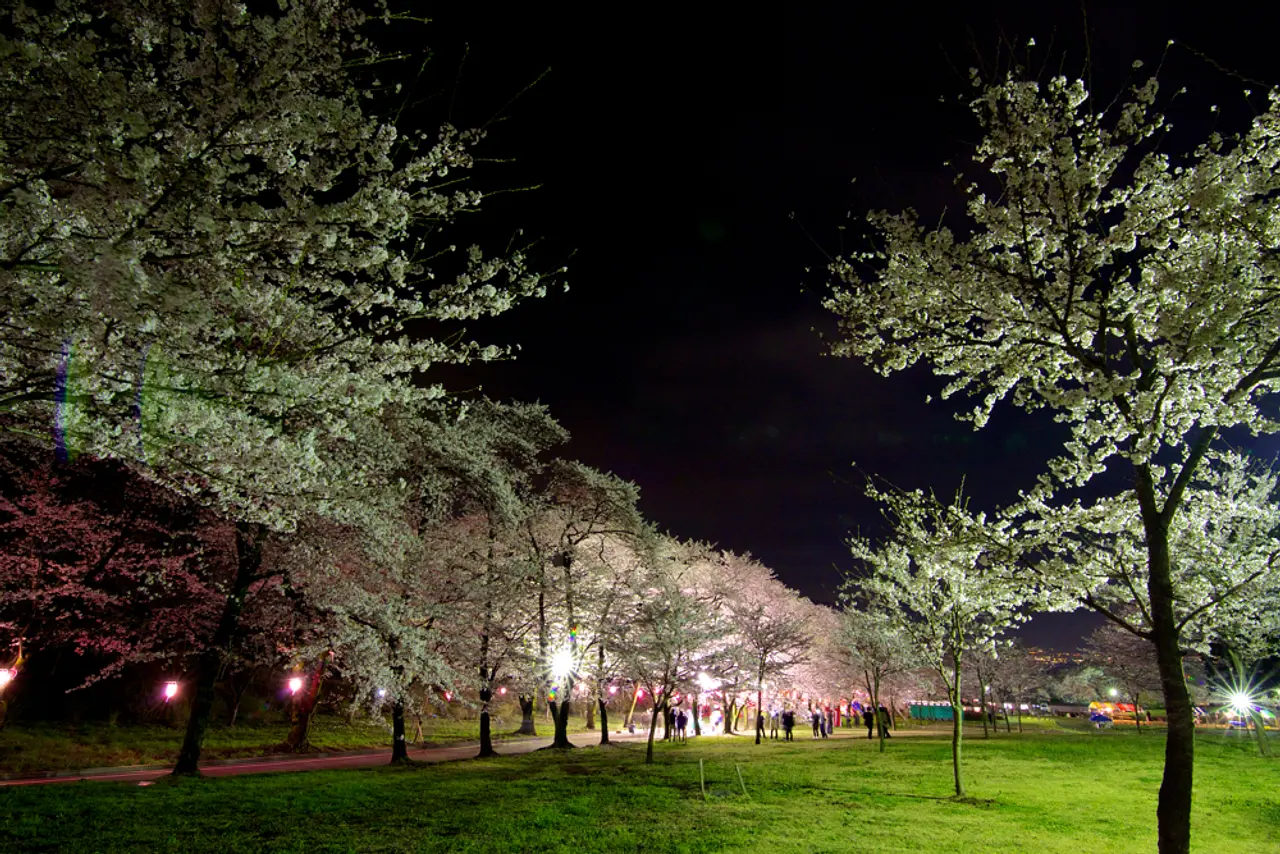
xmin=417 ymin=3 xmax=1280 ymax=648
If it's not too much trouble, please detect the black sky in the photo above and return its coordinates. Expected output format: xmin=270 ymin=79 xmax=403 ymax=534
xmin=416 ymin=3 xmax=1280 ymax=648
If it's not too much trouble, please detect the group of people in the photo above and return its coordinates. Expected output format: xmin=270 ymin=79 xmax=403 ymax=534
xmin=757 ymin=701 xmax=894 ymax=740
xmin=659 ymin=700 xmax=897 ymax=742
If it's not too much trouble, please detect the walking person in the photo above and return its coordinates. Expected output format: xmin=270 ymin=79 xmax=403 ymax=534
xmin=811 ymin=708 xmax=821 ymax=738
xmin=862 ymin=704 xmax=875 ymax=739
xmin=676 ymin=708 xmax=688 ymax=743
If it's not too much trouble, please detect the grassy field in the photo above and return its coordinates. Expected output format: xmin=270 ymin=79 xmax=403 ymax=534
xmin=0 ymin=714 xmax=592 ymax=777
xmin=0 ymin=729 xmax=1275 ymax=853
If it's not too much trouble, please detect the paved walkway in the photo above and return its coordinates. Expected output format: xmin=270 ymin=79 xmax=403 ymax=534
xmin=0 ymin=731 xmax=653 ymax=787
xmin=0 ymin=724 xmax=959 ymax=788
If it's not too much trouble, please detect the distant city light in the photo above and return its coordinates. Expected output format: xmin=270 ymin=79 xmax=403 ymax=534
xmin=163 ymin=681 xmax=178 ymax=701
xmin=288 ymin=676 xmax=303 ymax=695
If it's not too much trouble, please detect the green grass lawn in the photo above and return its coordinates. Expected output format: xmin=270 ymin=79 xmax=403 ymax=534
xmin=0 ymin=714 xmax=592 ymax=776
xmin=1 ymin=731 xmax=1275 ymax=853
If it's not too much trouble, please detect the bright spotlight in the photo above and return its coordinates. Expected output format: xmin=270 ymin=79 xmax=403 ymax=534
xmin=1229 ymin=692 xmax=1254 ymax=715
xmin=288 ymin=676 xmax=303 ymax=695
xmin=0 ymin=668 xmax=15 ymax=689
xmin=1109 ymin=688 xmax=1119 ymax=698
xmin=163 ymin=681 xmax=178 ymax=701
xmin=551 ymin=648 xmax=575 ymax=681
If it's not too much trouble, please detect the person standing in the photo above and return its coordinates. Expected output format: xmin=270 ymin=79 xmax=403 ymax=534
xmin=862 ymin=705 xmax=875 ymax=739
xmin=878 ymin=704 xmax=893 ymax=739
xmin=811 ymin=708 xmax=821 ymax=738
xmin=676 ymin=708 xmax=688 ymax=743
xmin=826 ymin=706 xmax=835 ymax=737
xmin=769 ymin=706 xmax=780 ymax=740
xmin=783 ymin=708 xmax=795 ymax=741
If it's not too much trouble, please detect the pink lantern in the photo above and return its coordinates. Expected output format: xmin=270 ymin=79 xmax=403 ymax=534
xmin=163 ymin=681 xmax=178 ymax=701
xmin=499 ymin=686 xmax=507 ymax=695
xmin=288 ymin=676 xmax=303 ymax=695
xmin=445 ymin=691 xmax=453 ymax=701
xmin=636 ymin=688 xmax=644 ymax=698
xmin=608 ymin=685 xmax=618 ymax=695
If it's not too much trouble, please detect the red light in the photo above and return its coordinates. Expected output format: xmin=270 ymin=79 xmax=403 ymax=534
xmin=499 ymin=687 xmax=507 ymax=695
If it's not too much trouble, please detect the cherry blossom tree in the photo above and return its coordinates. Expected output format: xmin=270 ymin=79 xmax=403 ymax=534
xmin=615 ymin=567 xmax=723 ymax=764
xmin=711 ymin=552 xmax=812 ymax=744
xmin=0 ymin=444 xmax=229 ymax=693
xmin=826 ymin=61 xmax=1280 ymax=852
xmin=0 ymin=0 xmax=559 ymax=774
xmin=521 ymin=461 xmax=645 ymax=749
xmin=847 ymin=483 xmax=1029 ymax=796
xmin=839 ymin=598 xmax=918 ymax=751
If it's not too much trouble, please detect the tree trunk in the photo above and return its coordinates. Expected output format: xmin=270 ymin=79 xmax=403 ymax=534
xmin=755 ymin=684 xmax=764 ymax=745
xmin=552 ymin=694 xmax=574 ymax=749
xmin=874 ymin=675 xmax=886 ymax=754
xmin=171 ymin=521 xmax=261 ymax=776
xmin=976 ymin=660 xmax=989 ymax=740
xmin=390 ymin=701 xmax=409 ymax=763
xmin=1141 ymin=488 xmax=1193 ymax=854
xmin=282 ymin=657 xmax=325 ymax=751
xmin=622 ymin=686 xmax=637 ymax=727
xmin=516 ymin=694 xmax=537 ymax=735
xmin=228 ymin=673 xmax=252 ymax=728
xmin=478 ymin=686 xmax=496 ymax=758
xmin=692 ymin=693 xmax=702 ymax=736
xmin=645 ymin=703 xmax=659 ymax=764
xmin=950 ymin=657 xmax=965 ymax=798
xmin=663 ymin=703 xmax=672 ymax=741
xmin=585 ymin=699 xmax=595 ymax=730
xmin=598 ymin=698 xmax=609 ymax=745
xmin=1134 ymin=692 xmax=1143 ymax=734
